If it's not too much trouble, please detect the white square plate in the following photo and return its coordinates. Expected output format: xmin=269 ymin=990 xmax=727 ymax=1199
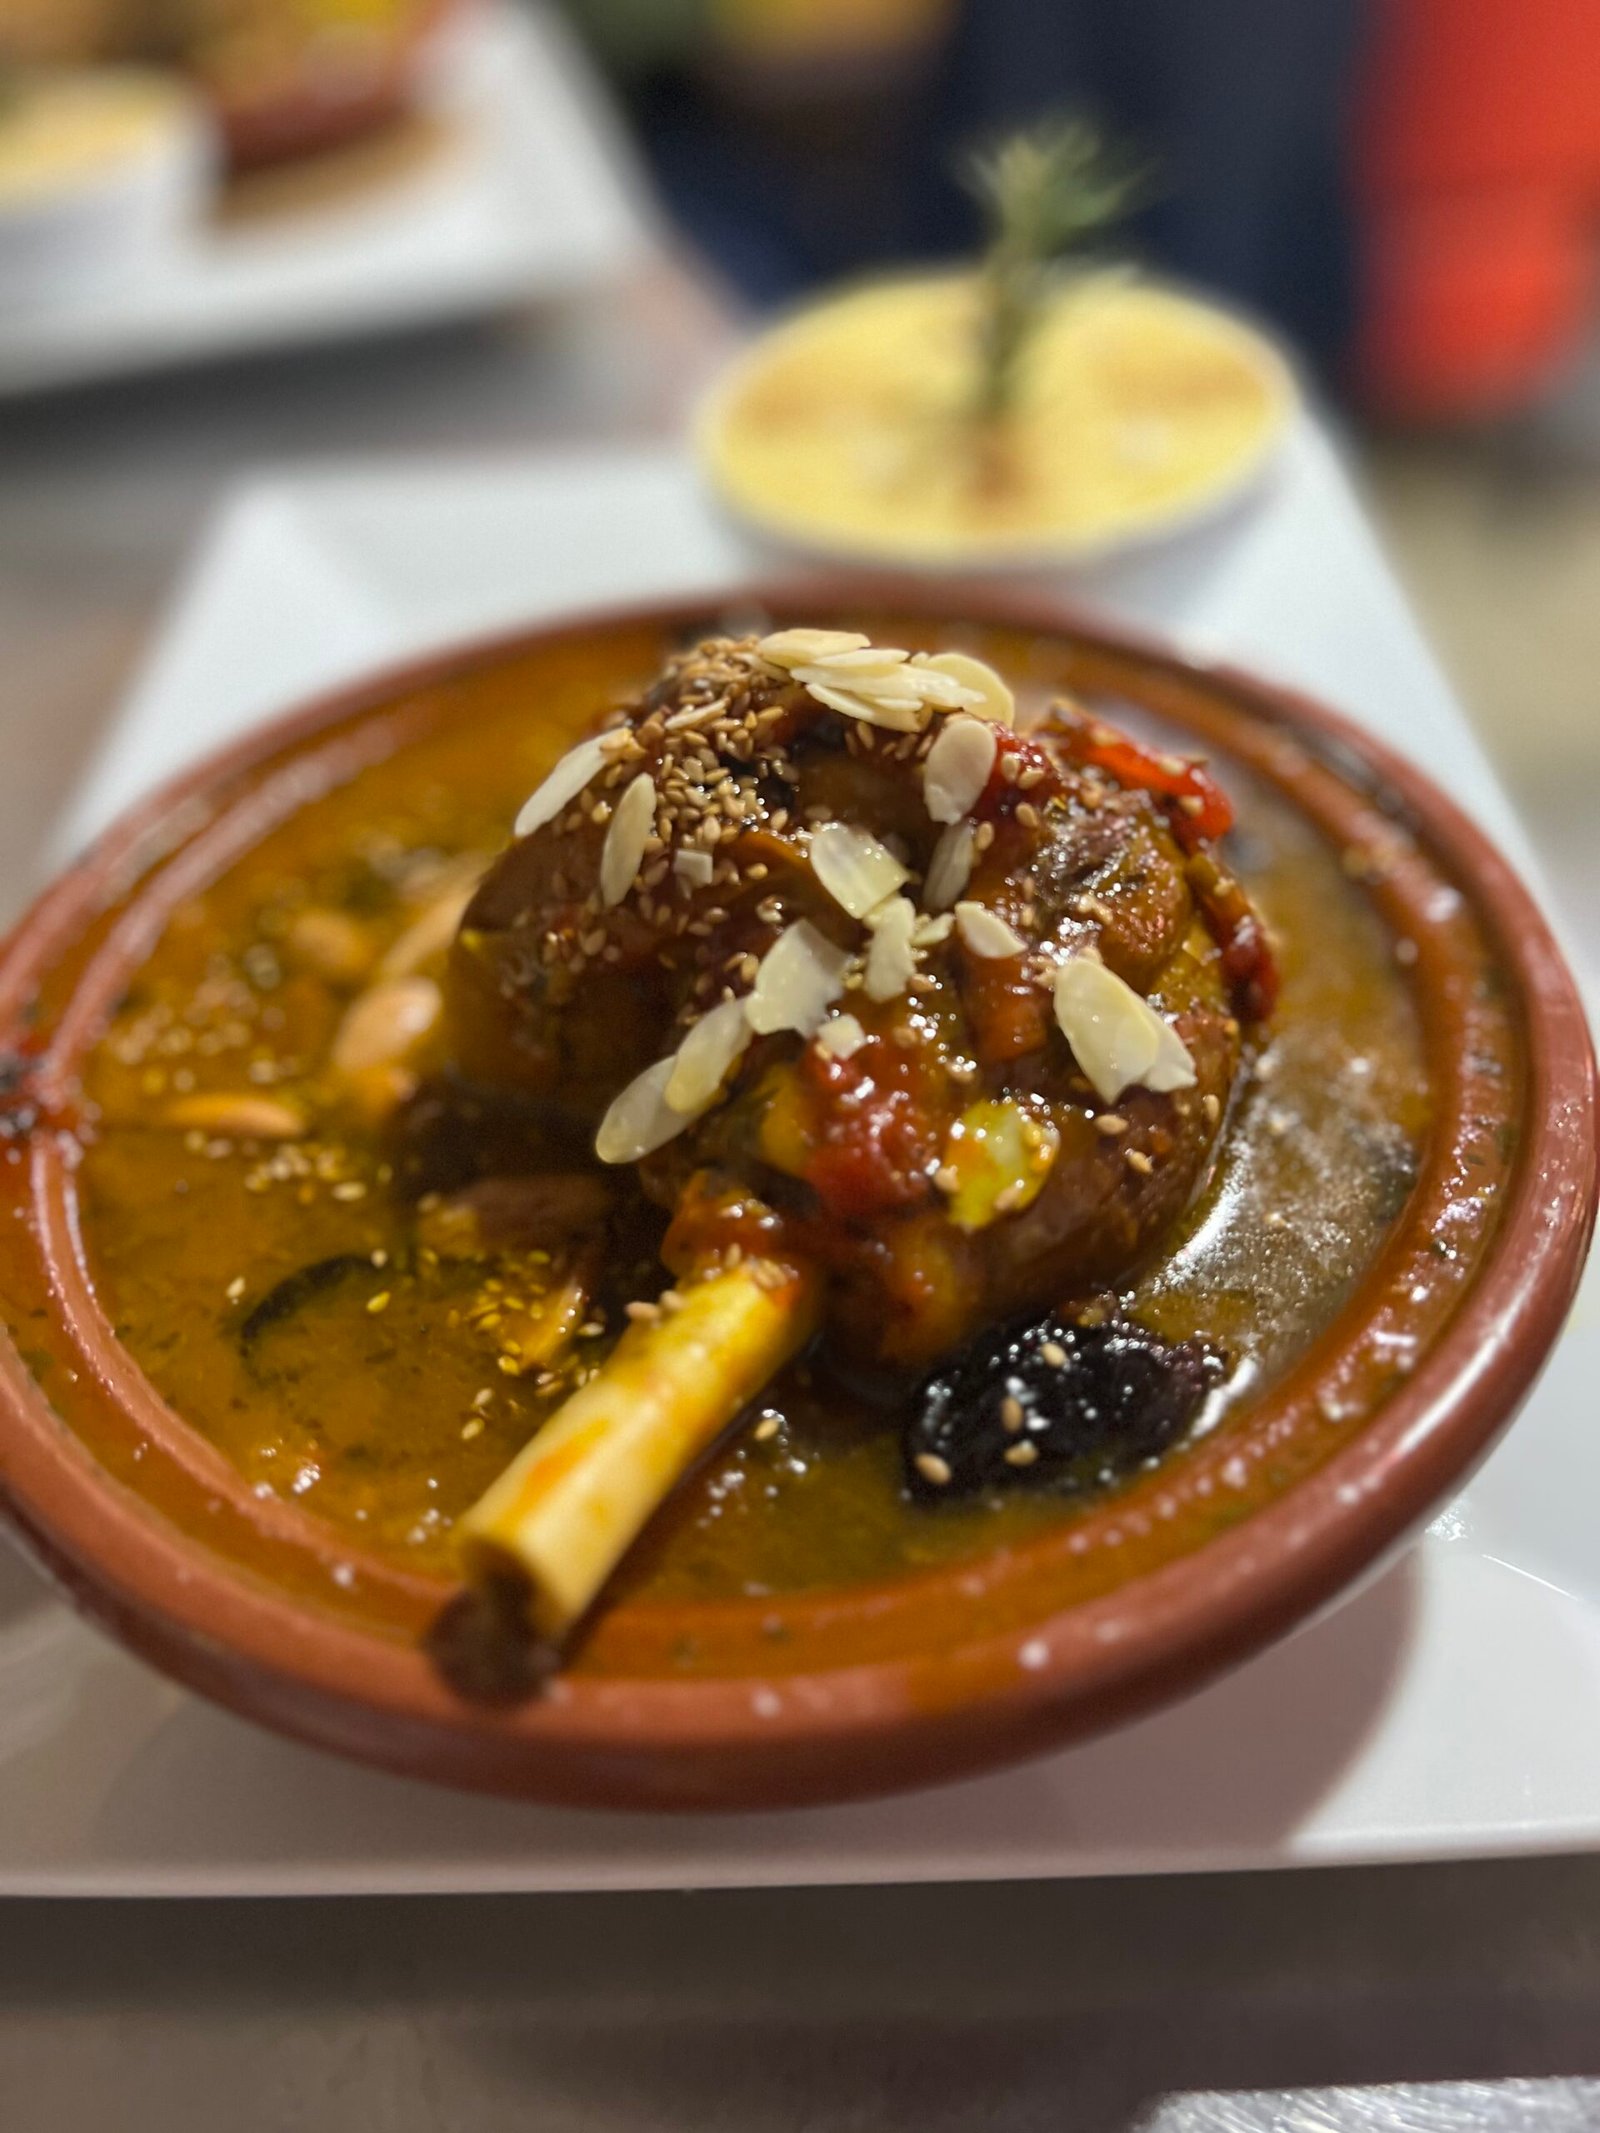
xmin=9 ymin=434 xmax=1599 ymax=1896
xmin=0 ymin=5 xmax=647 ymax=399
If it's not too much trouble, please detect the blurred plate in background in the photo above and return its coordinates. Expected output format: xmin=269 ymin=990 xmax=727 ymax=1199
xmin=10 ymin=435 xmax=1600 ymax=1895
xmin=0 ymin=3 xmax=649 ymax=400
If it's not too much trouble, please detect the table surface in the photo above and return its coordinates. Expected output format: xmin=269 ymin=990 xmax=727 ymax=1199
xmin=3 ymin=243 xmax=1600 ymax=2122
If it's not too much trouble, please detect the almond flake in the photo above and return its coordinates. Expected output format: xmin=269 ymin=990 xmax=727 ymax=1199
xmin=924 ymin=821 xmax=976 ymax=911
xmin=757 ymin=628 xmax=870 ymax=668
xmin=746 ymin=920 xmax=852 ymax=1036
xmin=599 ymin=771 xmax=656 ymax=907
xmin=792 ymin=661 xmax=922 ymax=707
xmin=923 ymin=716 xmax=997 ymax=824
xmin=673 ymin=848 xmax=715 ymax=889
xmin=864 ymin=894 xmax=918 ymax=1001
xmin=803 ymin=680 xmax=926 ymax=734
xmin=1052 ymin=955 xmax=1196 ymax=1105
xmin=595 ymin=1057 xmax=687 ymax=1165
xmin=804 ymin=646 xmax=912 ymax=674
xmin=814 ymin=1012 xmax=868 ymax=1060
xmin=955 ymin=902 xmax=1026 ymax=958
xmin=809 ymin=823 xmax=909 ymax=919
xmin=911 ymin=650 xmax=1014 ymax=723
xmin=514 ymin=734 xmax=609 ymax=839
xmin=911 ymin=912 xmax=954 ymax=948
xmin=666 ymin=997 xmax=752 ymax=1112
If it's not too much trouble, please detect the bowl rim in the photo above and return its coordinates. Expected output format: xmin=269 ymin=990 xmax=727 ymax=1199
xmin=0 ymin=578 xmax=1592 ymax=1810
xmin=693 ymin=273 xmax=1302 ymax=573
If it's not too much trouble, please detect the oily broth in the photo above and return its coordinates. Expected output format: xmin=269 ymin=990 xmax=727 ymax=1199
xmin=78 ymin=634 xmax=1431 ymax=1598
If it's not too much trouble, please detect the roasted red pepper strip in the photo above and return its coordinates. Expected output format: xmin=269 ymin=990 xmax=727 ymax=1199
xmin=1187 ymin=850 xmax=1281 ymax=1021
xmin=1042 ymin=703 xmax=1234 ymax=850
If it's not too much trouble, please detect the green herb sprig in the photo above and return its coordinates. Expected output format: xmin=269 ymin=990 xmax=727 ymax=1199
xmin=961 ymin=118 xmax=1147 ymax=425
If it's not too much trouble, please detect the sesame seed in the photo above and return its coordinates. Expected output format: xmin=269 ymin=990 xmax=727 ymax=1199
xmin=915 ymin=1452 xmax=953 ymax=1487
xmin=1095 ymin=1113 xmax=1129 ymax=1138
xmin=1202 ymin=1092 xmax=1221 ymax=1125
xmin=1124 ymin=1148 xmax=1154 ymax=1176
xmin=461 ymin=1417 xmax=485 ymax=1441
xmin=1040 ymin=1340 xmax=1067 ymax=1367
xmin=752 ymin=1416 xmax=781 ymax=1443
xmin=1000 ymin=1395 xmax=1024 ymax=1432
xmin=367 ymin=1291 xmax=391 ymax=1314
xmin=226 ymin=1276 xmax=246 ymax=1302
xmin=1177 ymin=794 xmax=1205 ymax=817
xmin=933 ymin=1162 xmax=960 ymax=1193
xmin=974 ymin=821 xmax=996 ymax=852
xmin=1015 ymin=802 xmax=1040 ymax=830
xmin=625 ymin=1300 xmax=661 ymax=1324
xmin=1004 ymin=1441 xmax=1040 ymax=1468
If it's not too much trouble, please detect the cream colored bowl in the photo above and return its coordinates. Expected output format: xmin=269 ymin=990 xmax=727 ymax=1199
xmin=698 ymin=274 xmax=1298 ymax=569
xmin=0 ymin=69 xmax=213 ymax=308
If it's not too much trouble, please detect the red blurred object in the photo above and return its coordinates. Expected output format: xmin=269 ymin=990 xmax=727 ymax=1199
xmin=1354 ymin=0 xmax=1600 ymax=419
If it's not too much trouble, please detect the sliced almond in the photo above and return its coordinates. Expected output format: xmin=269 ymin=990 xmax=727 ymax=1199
xmin=804 ymin=646 xmax=912 ymax=674
xmin=666 ymin=997 xmax=752 ymax=1112
xmin=746 ymin=920 xmax=852 ymax=1037
xmin=912 ymin=650 xmax=1015 ymax=724
xmin=803 ymin=680 xmax=926 ymax=734
xmin=814 ymin=1011 xmax=868 ymax=1060
xmin=376 ymin=871 xmax=483 ymax=981
xmin=923 ymin=716 xmax=997 ymax=824
xmin=513 ymin=734 xmax=610 ymax=840
xmin=864 ymin=894 xmax=918 ymax=1002
xmin=332 ymin=976 xmax=442 ymax=1076
xmin=672 ymin=847 xmax=715 ymax=890
xmin=1052 ymin=955 xmax=1197 ymax=1105
xmin=924 ymin=821 xmax=976 ymax=911
xmin=954 ymin=902 xmax=1026 ymax=959
xmin=912 ymin=912 xmax=954 ymax=949
xmin=600 ymin=771 xmax=656 ymax=907
xmin=595 ymin=1056 xmax=687 ymax=1165
xmin=757 ymin=628 xmax=870 ymax=668
xmin=163 ymin=1092 xmax=305 ymax=1140
xmin=809 ymin=823 xmax=910 ymax=920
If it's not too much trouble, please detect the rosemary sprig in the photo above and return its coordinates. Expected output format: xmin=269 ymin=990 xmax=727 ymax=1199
xmin=961 ymin=118 xmax=1146 ymax=425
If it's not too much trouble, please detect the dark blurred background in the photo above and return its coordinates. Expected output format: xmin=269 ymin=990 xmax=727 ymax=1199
xmin=556 ymin=0 xmax=1598 ymax=421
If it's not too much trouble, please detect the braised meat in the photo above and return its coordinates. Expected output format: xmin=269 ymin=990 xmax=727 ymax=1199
xmin=445 ymin=629 xmax=1274 ymax=1368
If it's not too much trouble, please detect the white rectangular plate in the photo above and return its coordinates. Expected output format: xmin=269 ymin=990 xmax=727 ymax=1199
xmin=0 ymin=5 xmax=646 ymax=398
xmin=10 ymin=433 xmax=1600 ymax=1896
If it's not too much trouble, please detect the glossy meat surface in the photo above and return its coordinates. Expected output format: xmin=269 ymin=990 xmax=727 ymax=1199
xmin=446 ymin=634 xmax=1268 ymax=1366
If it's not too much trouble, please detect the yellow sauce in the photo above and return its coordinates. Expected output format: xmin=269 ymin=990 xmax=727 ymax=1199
xmin=700 ymin=275 xmax=1294 ymax=563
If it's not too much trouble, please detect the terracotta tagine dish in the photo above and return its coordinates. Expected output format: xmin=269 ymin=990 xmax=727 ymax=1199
xmin=0 ymin=586 xmax=1591 ymax=1809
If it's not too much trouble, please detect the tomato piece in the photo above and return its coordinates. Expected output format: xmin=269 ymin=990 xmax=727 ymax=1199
xmin=1044 ymin=704 xmax=1234 ymax=850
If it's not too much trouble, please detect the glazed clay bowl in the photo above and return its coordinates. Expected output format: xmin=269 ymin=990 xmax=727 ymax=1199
xmin=0 ymin=586 xmax=1593 ymax=1810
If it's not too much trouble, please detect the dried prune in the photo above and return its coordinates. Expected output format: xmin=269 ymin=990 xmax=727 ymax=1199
xmin=906 ymin=1308 xmax=1222 ymax=1500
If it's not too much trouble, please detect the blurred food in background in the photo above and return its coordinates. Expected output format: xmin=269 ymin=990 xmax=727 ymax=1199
xmin=0 ymin=0 xmax=460 ymax=172
xmin=699 ymin=120 xmax=1294 ymax=565
xmin=1355 ymin=0 xmax=1600 ymax=419
xmin=0 ymin=64 xmax=211 ymax=305
xmin=559 ymin=0 xmax=1600 ymax=423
